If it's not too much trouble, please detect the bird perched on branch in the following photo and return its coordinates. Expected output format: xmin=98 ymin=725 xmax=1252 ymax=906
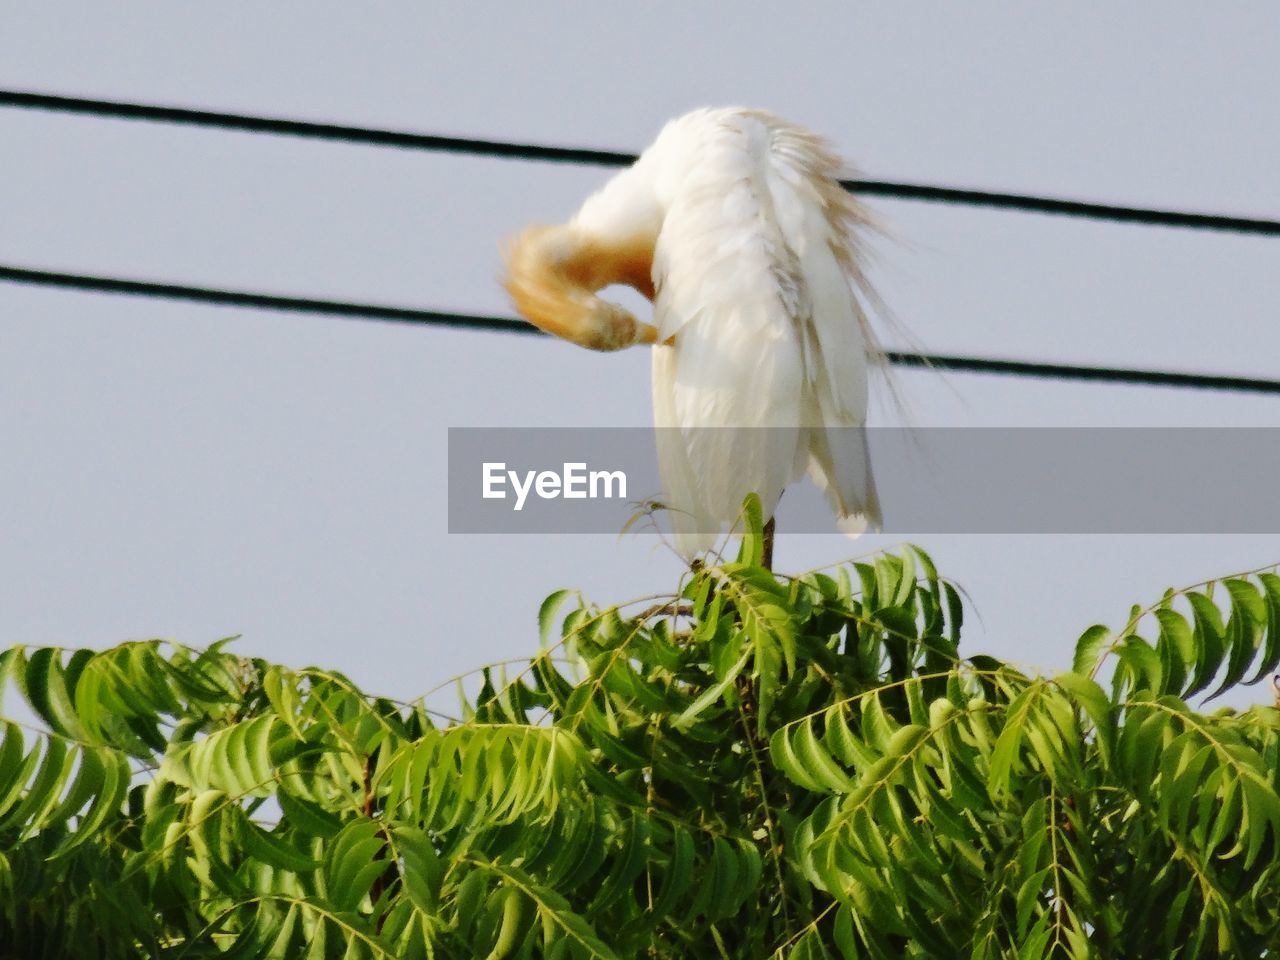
xmin=504 ymin=108 xmax=888 ymax=564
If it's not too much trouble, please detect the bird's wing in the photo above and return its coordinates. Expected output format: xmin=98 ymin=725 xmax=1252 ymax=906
xmin=763 ymin=121 xmax=882 ymax=528
xmin=647 ymin=109 xmax=883 ymax=552
xmin=650 ymin=112 xmax=808 ymax=553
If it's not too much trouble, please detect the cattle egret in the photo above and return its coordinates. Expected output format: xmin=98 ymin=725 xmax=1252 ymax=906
xmin=505 ymin=108 xmax=887 ymax=563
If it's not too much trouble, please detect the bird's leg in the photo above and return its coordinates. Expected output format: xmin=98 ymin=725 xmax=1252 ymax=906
xmin=761 ymin=516 xmax=776 ymax=572
xmin=503 ymin=224 xmax=660 ymax=351
xmin=760 ymin=487 xmax=786 ymax=571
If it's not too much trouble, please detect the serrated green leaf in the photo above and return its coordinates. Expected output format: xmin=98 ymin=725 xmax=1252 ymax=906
xmin=1072 ymin=624 xmax=1112 ymax=676
xmin=538 ymin=590 xmax=576 ymax=648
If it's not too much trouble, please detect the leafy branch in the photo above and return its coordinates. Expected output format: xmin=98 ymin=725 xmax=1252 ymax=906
xmin=3 ymin=509 xmax=1279 ymax=957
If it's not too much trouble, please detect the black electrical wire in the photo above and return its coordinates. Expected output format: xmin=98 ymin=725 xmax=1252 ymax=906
xmin=3 ymin=90 xmax=1278 ymax=236
xmin=5 ymin=263 xmax=1278 ymax=395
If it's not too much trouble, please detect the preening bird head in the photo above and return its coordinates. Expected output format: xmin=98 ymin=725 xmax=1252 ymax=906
xmin=502 ymin=222 xmax=658 ymax=351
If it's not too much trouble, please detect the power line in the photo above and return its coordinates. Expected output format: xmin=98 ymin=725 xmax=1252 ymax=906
xmin=4 ymin=89 xmax=1278 ymax=237
xmin=849 ymin=182 xmax=1280 ymax=234
xmin=0 ymin=264 xmax=522 ymax=334
xmin=0 ymin=91 xmax=637 ymax=167
xmin=5 ymin=263 xmax=1279 ymax=396
xmin=882 ymin=351 xmax=1280 ymax=394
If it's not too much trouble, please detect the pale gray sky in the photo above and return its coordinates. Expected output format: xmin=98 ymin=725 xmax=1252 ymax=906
xmin=2 ymin=3 xmax=1278 ymax=709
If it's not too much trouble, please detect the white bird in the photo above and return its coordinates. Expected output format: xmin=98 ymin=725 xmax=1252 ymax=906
xmin=504 ymin=107 xmax=887 ymax=563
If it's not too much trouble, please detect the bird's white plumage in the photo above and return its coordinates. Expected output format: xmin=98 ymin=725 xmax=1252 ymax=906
xmin=555 ymin=108 xmax=884 ymax=555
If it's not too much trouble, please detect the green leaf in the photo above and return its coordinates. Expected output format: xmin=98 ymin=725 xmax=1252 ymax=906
xmin=1185 ymin=591 xmax=1227 ymax=697
xmin=0 ymin=733 xmax=71 ymax=834
xmin=736 ymin=492 xmax=765 ymax=566
xmin=1246 ymin=571 xmax=1280 ymax=685
xmin=590 ymin=814 xmax=649 ymax=912
xmin=1155 ymin=608 xmax=1195 ymax=696
xmin=795 ymin=719 xmax=856 ymax=793
xmin=22 ymin=648 xmax=88 ymax=741
xmin=989 ymin=685 xmax=1042 ymax=796
xmin=245 ymin=820 xmax=321 ymax=873
xmin=672 ymin=651 xmax=749 ymax=730
xmin=1053 ymin=671 xmax=1114 ymax=764
xmin=650 ymin=826 xmax=695 ymax=918
xmin=1072 ymin=624 xmax=1112 ymax=676
xmin=704 ymin=836 xmax=739 ymax=920
xmin=279 ymin=789 xmax=344 ymax=838
xmin=1209 ymin=579 xmax=1266 ymax=699
xmin=325 ymin=818 xmax=388 ymax=912
xmin=496 ymin=886 xmax=534 ymax=959
xmin=184 ymin=714 xmax=280 ymax=797
xmin=538 ymin=589 xmax=576 ymax=647
xmin=396 ymin=826 xmax=444 ymax=914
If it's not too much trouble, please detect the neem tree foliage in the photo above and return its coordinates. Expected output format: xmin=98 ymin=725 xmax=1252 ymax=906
xmin=3 ymin=510 xmax=1280 ymax=958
